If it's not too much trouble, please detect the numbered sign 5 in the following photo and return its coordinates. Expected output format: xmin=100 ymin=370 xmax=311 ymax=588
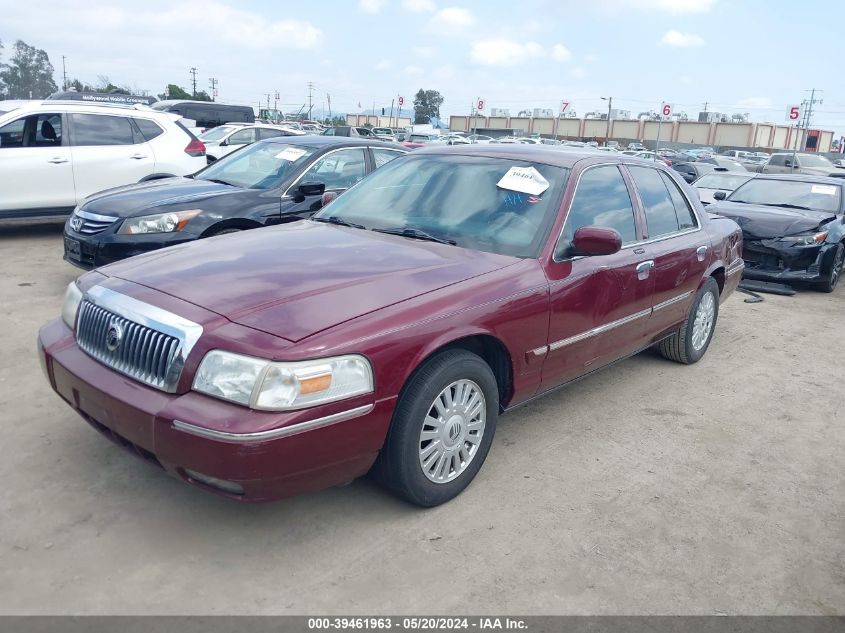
xmin=785 ymin=105 xmax=801 ymax=122
xmin=398 ymin=95 xmax=404 ymax=107
xmin=661 ymin=102 xmax=673 ymax=118
xmin=477 ymin=98 xmax=485 ymax=111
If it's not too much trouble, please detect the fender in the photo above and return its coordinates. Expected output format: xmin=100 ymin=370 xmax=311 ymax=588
xmin=138 ymin=173 xmax=177 ymax=182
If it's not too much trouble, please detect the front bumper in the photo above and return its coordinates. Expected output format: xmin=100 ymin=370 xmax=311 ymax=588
xmin=38 ymin=319 xmax=394 ymax=502
xmin=741 ymin=239 xmax=834 ymax=284
xmin=63 ymin=225 xmax=196 ymax=270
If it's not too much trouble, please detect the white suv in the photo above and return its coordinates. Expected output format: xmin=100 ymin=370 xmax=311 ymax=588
xmin=0 ymin=101 xmax=206 ymax=221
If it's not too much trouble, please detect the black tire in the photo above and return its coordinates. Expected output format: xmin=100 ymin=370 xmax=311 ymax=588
xmin=816 ymin=242 xmax=844 ymax=293
xmin=371 ymin=349 xmax=498 ymax=507
xmin=658 ymin=277 xmax=720 ymax=365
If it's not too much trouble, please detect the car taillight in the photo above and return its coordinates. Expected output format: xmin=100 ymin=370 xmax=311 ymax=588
xmin=185 ymin=139 xmax=206 ymax=157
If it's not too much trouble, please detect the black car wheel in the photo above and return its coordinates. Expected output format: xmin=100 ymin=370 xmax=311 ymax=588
xmin=817 ymin=242 xmax=844 ymax=293
xmin=371 ymin=349 xmax=498 ymax=507
xmin=658 ymin=278 xmax=720 ymax=364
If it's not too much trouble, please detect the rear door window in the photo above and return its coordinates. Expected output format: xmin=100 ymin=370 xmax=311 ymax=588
xmin=372 ymin=148 xmax=405 ymax=168
xmin=628 ymin=166 xmax=681 ymax=237
xmin=659 ymin=172 xmax=698 ymax=229
xmin=228 ymin=128 xmax=257 ymax=145
xmin=257 ymin=128 xmax=284 ymax=140
xmin=70 ymin=114 xmax=135 ymax=146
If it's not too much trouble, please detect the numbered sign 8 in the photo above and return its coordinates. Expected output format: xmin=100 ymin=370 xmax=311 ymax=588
xmin=661 ymin=102 xmax=673 ymax=118
xmin=785 ymin=105 xmax=801 ymax=122
xmin=477 ymin=98 xmax=485 ymax=111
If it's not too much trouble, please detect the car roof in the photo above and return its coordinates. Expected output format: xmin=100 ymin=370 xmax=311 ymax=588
xmin=409 ymin=143 xmax=667 ymax=169
xmin=751 ymin=173 xmax=845 ymax=185
xmin=0 ymin=100 xmax=171 ymax=119
xmin=261 ymin=135 xmax=406 ymax=150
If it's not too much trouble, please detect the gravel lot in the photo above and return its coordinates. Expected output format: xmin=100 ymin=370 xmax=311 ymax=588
xmin=0 ymin=223 xmax=842 ymax=616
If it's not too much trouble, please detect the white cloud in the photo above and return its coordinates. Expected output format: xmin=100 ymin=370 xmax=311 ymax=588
xmin=570 ymin=67 xmax=587 ymax=79
xmin=403 ymin=0 xmax=436 ymax=11
xmin=470 ymin=39 xmax=544 ymax=66
xmin=429 ymin=7 xmax=476 ymax=33
xmin=584 ymin=53 xmax=600 ymax=63
xmin=737 ymin=97 xmax=773 ymax=109
xmin=659 ymin=29 xmax=705 ymax=47
xmin=359 ymin=0 xmax=388 ymax=13
xmin=403 ymin=65 xmax=425 ymax=76
xmin=375 ymin=59 xmax=393 ymax=70
xmin=620 ymin=0 xmax=715 ymax=12
xmin=551 ymin=44 xmax=572 ymax=62
xmin=413 ymin=46 xmax=437 ymax=59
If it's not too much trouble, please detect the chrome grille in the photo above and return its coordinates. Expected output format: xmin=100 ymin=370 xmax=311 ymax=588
xmin=76 ymin=300 xmax=182 ymax=391
xmin=70 ymin=209 xmax=119 ymax=235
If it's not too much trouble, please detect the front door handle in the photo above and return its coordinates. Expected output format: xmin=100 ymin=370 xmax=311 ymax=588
xmin=47 ymin=157 xmax=68 ymax=164
xmin=129 ymin=154 xmax=147 ymax=160
xmin=636 ymin=260 xmax=655 ymax=280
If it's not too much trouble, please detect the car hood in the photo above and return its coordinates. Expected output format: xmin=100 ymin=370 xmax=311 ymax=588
xmin=101 ymin=221 xmax=519 ymax=342
xmin=710 ymin=201 xmax=837 ymax=239
xmin=81 ymin=178 xmax=247 ymax=218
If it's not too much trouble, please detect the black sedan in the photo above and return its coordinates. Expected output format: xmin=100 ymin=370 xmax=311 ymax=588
xmin=63 ymin=136 xmax=407 ymax=269
xmin=672 ymin=161 xmax=718 ymax=183
xmin=709 ymin=174 xmax=845 ymax=292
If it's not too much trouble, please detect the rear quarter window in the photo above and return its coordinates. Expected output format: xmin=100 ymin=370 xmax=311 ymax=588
xmin=133 ymin=118 xmax=164 ymax=141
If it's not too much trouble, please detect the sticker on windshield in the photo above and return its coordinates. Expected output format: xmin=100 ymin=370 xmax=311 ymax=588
xmin=811 ymin=184 xmax=837 ymax=196
xmin=275 ymin=147 xmax=308 ymax=162
xmin=497 ymin=166 xmax=550 ymax=196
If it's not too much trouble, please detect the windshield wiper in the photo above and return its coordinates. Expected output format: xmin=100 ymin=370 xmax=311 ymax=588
xmin=311 ymin=216 xmax=367 ymax=230
xmin=372 ymin=227 xmax=456 ymax=245
xmin=203 ymin=178 xmax=235 ymax=187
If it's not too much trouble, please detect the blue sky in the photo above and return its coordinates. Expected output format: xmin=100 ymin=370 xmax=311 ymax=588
xmin=1 ymin=0 xmax=842 ymax=134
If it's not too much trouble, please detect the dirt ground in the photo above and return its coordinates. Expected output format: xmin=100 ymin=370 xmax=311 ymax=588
xmin=0 ymin=223 xmax=842 ymax=616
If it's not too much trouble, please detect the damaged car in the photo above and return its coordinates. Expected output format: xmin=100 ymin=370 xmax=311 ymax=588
xmin=710 ymin=174 xmax=845 ymax=292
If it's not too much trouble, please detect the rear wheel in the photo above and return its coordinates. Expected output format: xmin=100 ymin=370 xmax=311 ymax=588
xmin=658 ymin=277 xmax=720 ymax=364
xmin=371 ymin=349 xmax=498 ymax=507
xmin=816 ymin=242 xmax=844 ymax=293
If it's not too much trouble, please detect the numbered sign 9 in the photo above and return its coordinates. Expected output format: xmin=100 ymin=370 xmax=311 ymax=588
xmin=785 ymin=105 xmax=801 ymax=122
xmin=661 ymin=102 xmax=674 ymax=118
xmin=398 ymin=95 xmax=404 ymax=107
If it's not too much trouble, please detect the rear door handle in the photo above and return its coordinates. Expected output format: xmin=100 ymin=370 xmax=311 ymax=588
xmin=47 ymin=157 xmax=68 ymax=164
xmin=636 ymin=260 xmax=655 ymax=279
xmin=129 ymin=153 xmax=148 ymax=160
xmin=696 ymin=245 xmax=708 ymax=261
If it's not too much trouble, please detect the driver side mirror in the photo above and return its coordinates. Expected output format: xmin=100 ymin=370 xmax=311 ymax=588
xmin=784 ymin=159 xmax=793 ymax=168
xmin=219 ymin=139 xmax=229 ymax=146
xmin=572 ymin=226 xmax=622 ymax=257
xmin=293 ymin=181 xmax=325 ymax=203
xmin=713 ymin=191 xmax=727 ymax=201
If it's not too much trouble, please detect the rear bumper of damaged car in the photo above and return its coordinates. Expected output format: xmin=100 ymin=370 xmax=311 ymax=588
xmin=741 ymin=239 xmax=836 ymax=283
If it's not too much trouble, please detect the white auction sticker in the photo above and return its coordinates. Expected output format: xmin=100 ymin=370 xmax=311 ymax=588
xmin=275 ymin=147 xmax=308 ymax=161
xmin=496 ymin=166 xmax=550 ymax=196
xmin=811 ymin=184 xmax=837 ymax=196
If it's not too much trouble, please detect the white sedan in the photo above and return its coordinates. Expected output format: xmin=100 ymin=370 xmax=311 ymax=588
xmin=200 ymin=124 xmax=306 ymax=162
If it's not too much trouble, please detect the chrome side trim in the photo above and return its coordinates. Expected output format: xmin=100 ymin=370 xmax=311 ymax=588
xmin=726 ymin=260 xmax=745 ymax=276
xmin=172 ymin=404 xmax=375 ymax=443
xmin=653 ymin=290 xmax=693 ymax=311
xmin=548 ymin=307 xmax=652 ymax=351
xmin=530 ymin=345 xmax=549 ymax=356
xmin=76 ymin=208 xmax=118 ymax=223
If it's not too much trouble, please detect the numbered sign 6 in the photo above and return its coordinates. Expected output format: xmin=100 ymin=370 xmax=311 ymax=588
xmin=398 ymin=95 xmax=404 ymax=107
xmin=477 ymin=98 xmax=485 ymax=111
xmin=661 ymin=102 xmax=673 ymax=118
xmin=785 ymin=105 xmax=801 ymax=122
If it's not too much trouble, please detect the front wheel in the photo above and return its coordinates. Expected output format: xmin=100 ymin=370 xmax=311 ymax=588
xmin=371 ymin=349 xmax=498 ymax=507
xmin=658 ymin=277 xmax=720 ymax=364
xmin=816 ymin=243 xmax=844 ymax=293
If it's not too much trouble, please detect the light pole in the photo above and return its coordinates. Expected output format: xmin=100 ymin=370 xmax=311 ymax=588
xmin=600 ymin=96 xmax=612 ymax=145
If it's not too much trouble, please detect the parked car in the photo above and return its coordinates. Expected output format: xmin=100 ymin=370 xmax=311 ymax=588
xmin=720 ymin=150 xmax=751 ymax=159
xmin=322 ymin=126 xmax=375 ymax=138
xmin=709 ymin=174 xmax=845 ymax=291
xmin=633 ymin=151 xmax=671 ymax=166
xmin=465 ymin=134 xmax=494 ymax=144
xmin=749 ymin=152 xmax=845 ymax=178
xmin=371 ymin=127 xmax=395 ymax=141
xmin=41 ymin=147 xmax=743 ymax=506
xmin=697 ymin=157 xmax=748 ymax=172
xmin=0 ymin=101 xmax=205 ymax=222
xmin=201 ymin=124 xmax=306 ymax=163
xmin=672 ymin=161 xmax=718 ymax=183
xmin=62 ymin=136 xmax=406 ymax=269
xmin=692 ymin=172 xmax=753 ymax=205
xmin=627 ymin=142 xmax=646 ymax=151
xmin=150 ymin=100 xmax=254 ymax=131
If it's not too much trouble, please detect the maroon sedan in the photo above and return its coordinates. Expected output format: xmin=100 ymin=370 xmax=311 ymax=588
xmin=39 ymin=146 xmax=744 ymax=507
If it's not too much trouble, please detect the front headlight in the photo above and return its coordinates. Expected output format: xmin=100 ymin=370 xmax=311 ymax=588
xmin=192 ymin=351 xmax=373 ymax=411
xmin=785 ymin=231 xmax=828 ymax=246
xmin=117 ymin=209 xmax=201 ymax=235
xmin=61 ymin=281 xmax=84 ymax=330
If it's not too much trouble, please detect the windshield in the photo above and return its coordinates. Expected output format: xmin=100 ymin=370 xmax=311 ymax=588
xmin=199 ymin=126 xmax=237 ymax=142
xmin=729 ymin=179 xmax=842 ymax=212
xmin=196 ymin=142 xmax=316 ymax=189
xmin=695 ymin=174 xmax=752 ymax=189
xmin=314 ymin=154 xmax=569 ymax=258
xmin=799 ymin=154 xmax=834 ymax=168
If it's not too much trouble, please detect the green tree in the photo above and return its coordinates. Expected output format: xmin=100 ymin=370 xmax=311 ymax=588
xmin=413 ymin=88 xmax=444 ymax=124
xmin=69 ymin=78 xmax=95 ymax=93
xmin=157 ymin=83 xmax=211 ymax=101
xmin=0 ymin=40 xmax=58 ymax=99
xmin=0 ymin=39 xmax=5 ymax=97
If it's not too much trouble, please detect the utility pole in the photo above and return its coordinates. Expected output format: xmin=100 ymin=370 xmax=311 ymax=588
xmin=265 ymin=93 xmax=271 ymax=118
xmin=274 ymin=91 xmax=280 ymax=121
xmin=601 ymin=96 xmax=613 ymax=144
xmin=791 ymin=88 xmax=823 ymax=173
xmin=61 ymin=56 xmax=68 ymax=90
xmin=389 ymin=99 xmax=395 ymax=128
xmin=189 ymin=67 xmax=198 ymax=97
xmin=209 ymin=77 xmax=218 ymax=102
xmin=307 ymin=82 xmax=315 ymax=120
